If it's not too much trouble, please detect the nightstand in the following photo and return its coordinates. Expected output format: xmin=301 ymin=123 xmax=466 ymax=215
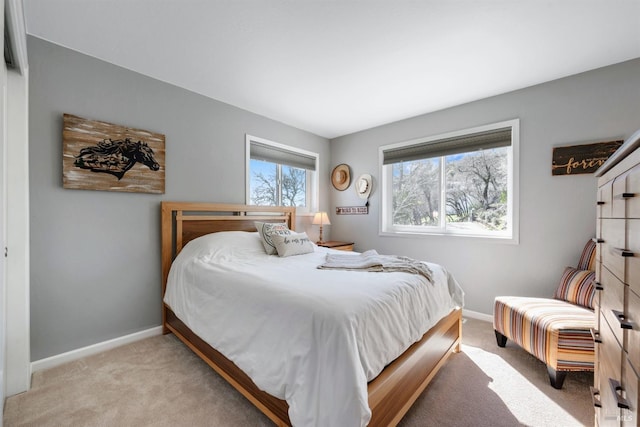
xmin=317 ymin=241 xmax=354 ymax=251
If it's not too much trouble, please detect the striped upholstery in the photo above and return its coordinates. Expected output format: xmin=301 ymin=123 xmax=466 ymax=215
xmin=577 ymin=238 xmax=597 ymax=271
xmin=553 ymin=267 xmax=596 ymax=309
xmin=494 ymin=296 xmax=595 ymax=371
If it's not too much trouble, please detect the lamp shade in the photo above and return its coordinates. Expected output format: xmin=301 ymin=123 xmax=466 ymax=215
xmin=312 ymin=212 xmax=331 ymax=226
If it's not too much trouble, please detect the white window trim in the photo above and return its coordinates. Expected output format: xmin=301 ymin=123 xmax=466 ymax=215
xmin=245 ymin=134 xmax=319 ymax=214
xmin=379 ymin=119 xmax=520 ymax=244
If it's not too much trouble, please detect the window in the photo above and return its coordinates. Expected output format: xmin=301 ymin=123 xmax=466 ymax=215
xmin=380 ymin=119 xmax=519 ymax=241
xmin=246 ymin=135 xmax=318 ymax=214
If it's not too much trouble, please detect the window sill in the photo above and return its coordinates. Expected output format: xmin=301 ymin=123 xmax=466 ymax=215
xmin=379 ymin=230 xmax=519 ymax=245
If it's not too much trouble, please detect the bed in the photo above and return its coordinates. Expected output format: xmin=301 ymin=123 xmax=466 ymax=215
xmin=161 ymin=202 xmax=463 ymax=426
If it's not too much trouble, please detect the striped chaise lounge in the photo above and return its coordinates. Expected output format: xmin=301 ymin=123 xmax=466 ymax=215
xmin=493 ymin=239 xmax=597 ymax=389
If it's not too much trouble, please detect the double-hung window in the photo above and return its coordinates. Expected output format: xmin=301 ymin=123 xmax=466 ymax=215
xmin=380 ymin=119 xmax=519 ymax=241
xmin=246 ymin=134 xmax=318 ymax=214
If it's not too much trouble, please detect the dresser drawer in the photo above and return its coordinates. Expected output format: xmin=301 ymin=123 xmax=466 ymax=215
xmin=598 ymin=370 xmax=624 ymax=426
xmin=598 ymin=317 xmax=625 ymax=426
xmin=595 ymin=269 xmax=602 ymax=329
xmin=627 ymin=219 xmax=640 ymax=296
xmin=622 ymin=358 xmax=638 ymax=426
xmin=602 ymin=219 xmax=628 ymax=283
xmin=600 ymin=266 xmax=627 ymax=347
xmin=613 ymin=174 xmax=629 ymax=219
xmin=625 ymin=163 xmax=640 ymax=219
xmin=600 ymin=180 xmax=614 ymax=219
xmin=600 ymin=315 xmax=624 ymax=381
xmin=627 ymin=288 xmax=640 ymax=375
xmin=333 ymin=244 xmax=354 ymax=251
xmin=596 ymin=237 xmax=604 ymax=265
xmin=317 ymin=241 xmax=354 ymax=251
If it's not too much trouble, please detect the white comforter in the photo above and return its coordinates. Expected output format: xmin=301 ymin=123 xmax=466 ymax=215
xmin=164 ymin=231 xmax=464 ymax=427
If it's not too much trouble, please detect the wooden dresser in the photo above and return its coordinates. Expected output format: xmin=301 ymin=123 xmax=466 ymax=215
xmin=593 ymin=129 xmax=640 ymax=426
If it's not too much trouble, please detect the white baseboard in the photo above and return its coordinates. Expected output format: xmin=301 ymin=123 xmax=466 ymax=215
xmin=463 ymin=309 xmax=493 ymax=323
xmin=31 ymin=326 xmax=163 ymax=373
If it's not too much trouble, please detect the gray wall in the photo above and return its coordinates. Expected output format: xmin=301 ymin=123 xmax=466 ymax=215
xmin=28 ymin=37 xmax=330 ymax=361
xmin=329 ymin=58 xmax=640 ymax=316
xmin=29 ymin=33 xmax=640 ymax=360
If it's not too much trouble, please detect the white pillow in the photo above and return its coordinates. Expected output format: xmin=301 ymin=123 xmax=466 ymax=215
xmin=271 ymin=232 xmax=314 ymax=257
xmin=254 ymin=221 xmax=292 ymax=255
xmin=177 ymin=231 xmax=265 ymax=262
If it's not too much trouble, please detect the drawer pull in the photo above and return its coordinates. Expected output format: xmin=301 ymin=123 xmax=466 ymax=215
xmin=613 ymin=247 xmax=634 ymax=257
xmin=613 ymin=192 xmax=636 ymax=199
xmin=597 ymin=201 xmax=605 ymax=205
xmin=590 ymin=328 xmax=602 ymax=343
xmin=612 ymin=309 xmax=633 ymax=329
xmin=609 ymin=378 xmax=630 ymax=409
xmin=590 ymin=386 xmax=602 ymax=408
xmin=594 ymin=238 xmax=604 ymax=244
xmin=595 ymin=281 xmax=604 ymax=291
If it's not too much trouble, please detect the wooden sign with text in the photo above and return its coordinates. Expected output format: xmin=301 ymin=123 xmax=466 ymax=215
xmin=552 ymin=140 xmax=623 ymax=176
xmin=336 ymin=206 xmax=369 ymax=215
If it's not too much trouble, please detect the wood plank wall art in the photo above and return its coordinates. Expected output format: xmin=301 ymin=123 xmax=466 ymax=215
xmin=552 ymin=139 xmax=623 ymax=176
xmin=63 ymin=114 xmax=165 ymax=193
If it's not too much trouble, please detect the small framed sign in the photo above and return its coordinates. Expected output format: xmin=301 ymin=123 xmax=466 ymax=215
xmin=336 ymin=206 xmax=369 ymax=215
xmin=552 ymin=140 xmax=623 ymax=176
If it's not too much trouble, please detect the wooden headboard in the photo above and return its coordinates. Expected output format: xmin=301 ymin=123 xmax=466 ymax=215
xmin=160 ymin=202 xmax=296 ymax=324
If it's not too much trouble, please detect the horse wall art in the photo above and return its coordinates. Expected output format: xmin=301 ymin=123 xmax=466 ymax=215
xmin=74 ymin=138 xmax=160 ymax=180
xmin=63 ymin=114 xmax=165 ymax=194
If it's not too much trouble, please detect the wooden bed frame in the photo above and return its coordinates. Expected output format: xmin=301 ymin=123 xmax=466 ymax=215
xmin=161 ymin=202 xmax=462 ymax=426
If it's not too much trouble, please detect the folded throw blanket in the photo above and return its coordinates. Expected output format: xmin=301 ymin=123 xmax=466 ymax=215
xmin=318 ymin=249 xmax=434 ymax=283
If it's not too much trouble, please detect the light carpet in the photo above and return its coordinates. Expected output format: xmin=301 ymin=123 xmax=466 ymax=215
xmin=4 ymin=318 xmax=594 ymax=426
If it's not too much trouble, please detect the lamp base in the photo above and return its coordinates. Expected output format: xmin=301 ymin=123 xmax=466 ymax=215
xmin=317 ymin=225 xmax=324 ymax=245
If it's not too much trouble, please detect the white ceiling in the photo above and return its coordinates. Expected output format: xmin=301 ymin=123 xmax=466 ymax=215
xmin=23 ymin=0 xmax=640 ymax=139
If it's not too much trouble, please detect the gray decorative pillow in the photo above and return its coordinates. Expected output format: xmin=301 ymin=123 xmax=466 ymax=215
xmin=271 ymin=232 xmax=315 ymax=257
xmin=255 ymin=221 xmax=292 ymax=255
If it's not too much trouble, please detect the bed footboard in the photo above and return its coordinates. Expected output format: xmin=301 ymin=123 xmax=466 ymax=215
xmin=165 ymin=305 xmax=461 ymax=427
